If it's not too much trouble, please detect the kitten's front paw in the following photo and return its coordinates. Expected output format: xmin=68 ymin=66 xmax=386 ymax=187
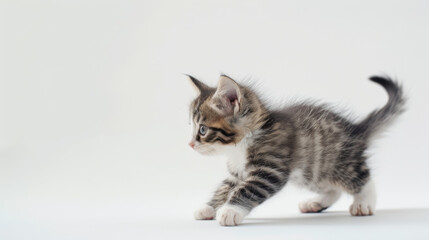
xmin=349 ymin=202 xmax=374 ymax=216
xmin=194 ymin=205 xmax=215 ymax=220
xmin=216 ymin=204 xmax=248 ymax=226
xmin=299 ymin=201 xmax=327 ymax=213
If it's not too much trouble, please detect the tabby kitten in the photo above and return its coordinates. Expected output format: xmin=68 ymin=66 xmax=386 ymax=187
xmin=188 ymin=75 xmax=405 ymax=226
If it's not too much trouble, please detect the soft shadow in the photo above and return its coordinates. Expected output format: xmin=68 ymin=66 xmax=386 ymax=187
xmin=243 ymin=208 xmax=429 ymax=226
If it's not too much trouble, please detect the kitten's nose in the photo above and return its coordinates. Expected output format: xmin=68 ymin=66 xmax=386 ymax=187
xmin=189 ymin=141 xmax=195 ymax=149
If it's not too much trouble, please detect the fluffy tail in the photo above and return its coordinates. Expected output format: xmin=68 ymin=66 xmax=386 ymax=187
xmin=353 ymin=76 xmax=406 ymax=140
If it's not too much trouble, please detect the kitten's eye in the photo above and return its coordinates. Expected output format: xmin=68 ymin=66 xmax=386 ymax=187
xmin=199 ymin=125 xmax=207 ymax=136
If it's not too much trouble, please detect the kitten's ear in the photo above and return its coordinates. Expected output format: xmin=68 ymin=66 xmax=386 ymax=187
xmin=186 ymin=74 xmax=209 ymax=95
xmin=211 ymin=75 xmax=241 ymax=116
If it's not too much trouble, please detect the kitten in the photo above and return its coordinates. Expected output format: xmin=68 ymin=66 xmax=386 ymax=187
xmin=188 ymin=74 xmax=405 ymax=226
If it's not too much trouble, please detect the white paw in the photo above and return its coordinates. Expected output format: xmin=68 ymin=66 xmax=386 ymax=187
xmin=349 ymin=202 xmax=374 ymax=216
xmin=299 ymin=200 xmax=327 ymax=213
xmin=216 ymin=204 xmax=248 ymax=226
xmin=194 ymin=205 xmax=215 ymax=220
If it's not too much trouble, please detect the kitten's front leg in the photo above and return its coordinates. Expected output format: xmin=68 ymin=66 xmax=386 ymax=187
xmin=216 ymin=168 xmax=289 ymax=226
xmin=194 ymin=176 xmax=238 ymax=220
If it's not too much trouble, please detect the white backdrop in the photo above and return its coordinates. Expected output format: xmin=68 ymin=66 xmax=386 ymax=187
xmin=2 ymin=0 xmax=429 ymax=239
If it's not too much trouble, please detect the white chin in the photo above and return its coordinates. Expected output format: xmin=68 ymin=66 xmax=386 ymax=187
xmin=196 ymin=150 xmax=215 ymax=155
xmin=194 ymin=143 xmax=227 ymax=156
xmin=195 ymin=147 xmax=218 ymax=156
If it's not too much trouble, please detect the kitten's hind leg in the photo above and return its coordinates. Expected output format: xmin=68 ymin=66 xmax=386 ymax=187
xmin=349 ymin=179 xmax=376 ymax=216
xmin=299 ymin=189 xmax=341 ymax=213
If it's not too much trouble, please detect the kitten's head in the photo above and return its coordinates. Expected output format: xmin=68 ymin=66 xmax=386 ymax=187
xmin=187 ymin=75 xmax=266 ymax=155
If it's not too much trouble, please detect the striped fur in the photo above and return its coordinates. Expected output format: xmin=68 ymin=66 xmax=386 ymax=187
xmin=189 ymin=75 xmax=405 ymax=226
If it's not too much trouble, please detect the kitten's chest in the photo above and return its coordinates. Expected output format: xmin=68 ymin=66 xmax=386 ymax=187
xmin=224 ymin=140 xmax=249 ymax=178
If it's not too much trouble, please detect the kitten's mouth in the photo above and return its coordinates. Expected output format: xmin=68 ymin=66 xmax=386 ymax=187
xmin=194 ymin=146 xmax=215 ymax=155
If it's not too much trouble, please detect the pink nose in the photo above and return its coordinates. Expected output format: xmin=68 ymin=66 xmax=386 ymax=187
xmin=189 ymin=141 xmax=195 ymax=149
